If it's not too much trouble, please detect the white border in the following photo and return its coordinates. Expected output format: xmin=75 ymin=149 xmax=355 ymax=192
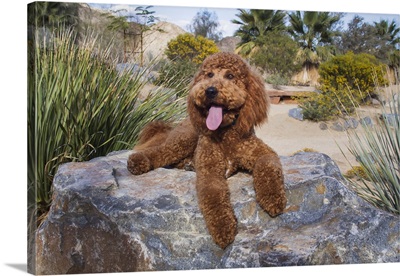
xmin=1 ymin=0 xmax=399 ymax=275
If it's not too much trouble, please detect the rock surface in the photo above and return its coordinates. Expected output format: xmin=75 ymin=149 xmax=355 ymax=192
xmin=216 ymin=36 xmax=241 ymax=53
xmin=35 ymin=151 xmax=399 ymax=274
xmin=142 ymin=21 xmax=186 ymax=64
xmin=288 ymin=107 xmax=304 ymax=121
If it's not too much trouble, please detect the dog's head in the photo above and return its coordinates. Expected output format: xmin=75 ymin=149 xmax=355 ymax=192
xmin=187 ymin=52 xmax=269 ymax=137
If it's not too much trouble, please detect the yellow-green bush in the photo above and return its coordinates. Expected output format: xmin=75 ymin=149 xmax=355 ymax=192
xmin=319 ymin=51 xmax=387 ymax=101
xmin=165 ymin=33 xmax=219 ymax=64
xmin=299 ymin=52 xmax=387 ymax=121
xmin=345 ymin=166 xmax=370 ymax=180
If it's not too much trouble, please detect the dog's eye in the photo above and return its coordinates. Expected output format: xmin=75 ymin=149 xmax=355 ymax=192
xmin=226 ymin=73 xmax=234 ymax=80
xmin=207 ymin=72 xmax=214 ymax=78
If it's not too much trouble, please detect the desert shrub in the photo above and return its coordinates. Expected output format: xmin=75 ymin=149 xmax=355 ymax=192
xmin=299 ymin=52 xmax=387 ymax=121
xmin=298 ymin=92 xmax=340 ymax=121
xmin=265 ymin=74 xmax=292 ymax=87
xmin=165 ymin=33 xmax=219 ymax=64
xmin=345 ymin=166 xmax=370 ymax=180
xmin=155 ymin=58 xmax=199 ymax=95
xmin=319 ymin=51 xmax=387 ymax=101
xmin=342 ymin=83 xmax=399 ymax=215
xmin=250 ymin=32 xmax=302 ymax=81
xmin=291 ymin=148 xmax=317 ymax=155
xmin=28 ymin=28 xmax=186 ymax=214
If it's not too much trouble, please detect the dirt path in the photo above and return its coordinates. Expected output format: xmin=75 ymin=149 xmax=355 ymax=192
xmin=255 ymin=103 xmax=359 ymax=174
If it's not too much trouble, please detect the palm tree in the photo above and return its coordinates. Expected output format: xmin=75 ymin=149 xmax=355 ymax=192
xmin=374 ymin=19 xmax=400 ymax=81
xmin=232 ymin=9 xmax=286 ymax=56
xmin=374 ymin=19 xmax=400 ymax=47
xmin=288 ymin=11 xmax=342 ymax=84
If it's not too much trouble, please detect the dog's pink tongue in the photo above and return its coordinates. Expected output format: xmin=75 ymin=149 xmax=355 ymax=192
xmin=206 ymin=106 xmax=223 ymax=131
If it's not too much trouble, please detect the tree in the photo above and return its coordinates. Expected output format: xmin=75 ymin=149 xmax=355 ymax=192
xmin=337 ymin=16 xmax=399 ymax=71
xmin=288 ymin=11 xmax=343 ymax=83
xmin=250 ymin=32 xmax=302 ymax=79
xmin=338 ymin=16 xmax=385 ymax=56
xmin=374 ymin=19 xmax=400 ymax=47
xmin=187 ymin=9 xmax=223 ymax=42
xmin=105 ymin=6 xmax=160 ymax=64
xmin=374 ymin=19 xmax=400 ymax=74
xmin=134 ymin=6 xmax=160 ymax=66
xmin=231 ymin=9 xmax=286 ymax=56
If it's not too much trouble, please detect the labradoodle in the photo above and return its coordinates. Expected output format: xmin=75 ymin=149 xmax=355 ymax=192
xmin=127 ymin=52 xmax=287 ymax=249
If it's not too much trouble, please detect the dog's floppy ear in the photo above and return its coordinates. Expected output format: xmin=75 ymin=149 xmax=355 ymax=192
xmin=236 ymin=69 xmax=269 ymax=135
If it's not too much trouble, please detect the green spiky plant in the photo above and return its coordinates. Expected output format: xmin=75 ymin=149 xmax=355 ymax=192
xmin=28 ymin=28 xmax=187 ymax=219
xmin=341 ymin=81 xmax=399 ymax=215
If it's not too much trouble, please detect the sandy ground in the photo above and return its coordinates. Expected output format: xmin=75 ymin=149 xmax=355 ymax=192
xmin=255 ymin=103 xmax=359 ymax=174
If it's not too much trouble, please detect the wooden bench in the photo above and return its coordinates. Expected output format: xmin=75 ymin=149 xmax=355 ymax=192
xmin=265 ymin=85 xmax=318 ymax=104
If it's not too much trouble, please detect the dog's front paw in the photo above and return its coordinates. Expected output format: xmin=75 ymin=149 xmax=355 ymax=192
xmin=127 ymin=152 xmax=151 ymax=175
xmin=205 ymin=207 xmax=237 ymax=249
xmin=258 ymin=192 xmax=287 ymax=217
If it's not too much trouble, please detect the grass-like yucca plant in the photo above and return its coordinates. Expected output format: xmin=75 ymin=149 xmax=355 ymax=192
xmin=28 ymin=28 xmax=187 ymax=217
xmin=341 ymin=81 xmax=399 ymax=215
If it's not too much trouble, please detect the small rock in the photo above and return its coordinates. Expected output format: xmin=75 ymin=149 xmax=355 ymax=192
xmin=319 ymin=123 xmax=328 ymax=130
xmin=344 ymin=118 xmax=359 ymax=129
xmin=380 ymin=113 xmax=399 ymax=127
xmin=288 ymin=108 xmax=304 ymax=121
xmin=360 ymin=116 xmax=373 ymax=126
xmin=330 ymin=122 xmax=345 ymax=132
xmin=371 ymin=98 xmax=381 ymax=106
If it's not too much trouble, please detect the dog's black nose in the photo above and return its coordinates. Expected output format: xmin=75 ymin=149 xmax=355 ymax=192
xmin=205 ymin=86 xmax=218 ymax=99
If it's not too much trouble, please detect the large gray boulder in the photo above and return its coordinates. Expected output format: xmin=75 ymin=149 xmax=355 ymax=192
xmin=34 ymin=151 xmax=399 ymax=274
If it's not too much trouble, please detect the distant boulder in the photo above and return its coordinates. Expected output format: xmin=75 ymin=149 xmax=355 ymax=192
xmin=142 ymin=21 xmax=187 ymax=64
xmin=216 ymin=36 xmax=241 ymax=53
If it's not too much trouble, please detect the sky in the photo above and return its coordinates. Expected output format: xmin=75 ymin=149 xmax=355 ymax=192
xmin=88 ymin=1 xmax=400 ymax=37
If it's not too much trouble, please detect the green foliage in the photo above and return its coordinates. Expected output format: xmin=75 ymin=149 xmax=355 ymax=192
xmin=232 ymin=9 xmax=286 ymax=57
xmin=155 ymin=59 xmax=199 ymax=95
xmin=298 ymin=52 xmax=387 ymax=121
xmin=343 ymin=84 xmax=400 ymax=215
xmin=338 ymin=16 xmax=400 ymax=68
xmin=288 ymin=11 xmax=342 ymax=48
xmin=297 ymin=92 xmax=338 ymax=121
xmin=374 ymin=19 xmax=400 ymax=47
xmin=265 ymin=74 xmax=291 ymax=87
xmin=288 ymin=11 xmax=342 ymax=66
xmin=319 ymin=52 xmax=386 ymax=95
xmin=28 ymin=2 xmax=80 ymax=29
xmin=250 ymin=32 xmax=301 ymax=79
xmin=28 ymin=28 xmax=186 ymax=213
xmin=165 ymin=33 xmax=219 ymax=64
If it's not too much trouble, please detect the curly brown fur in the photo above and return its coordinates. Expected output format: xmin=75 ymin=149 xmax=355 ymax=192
xmin=127 ymin=52 xmax=287 ymax=249
xmin=134 ymin=121 xmax=173 ymax=151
